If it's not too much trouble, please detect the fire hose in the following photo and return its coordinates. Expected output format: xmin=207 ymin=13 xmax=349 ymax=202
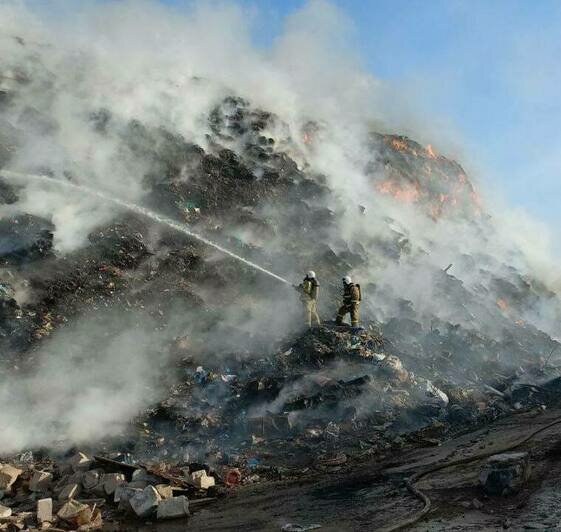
xmin=380 ymin=413 xmax=561 ymax=532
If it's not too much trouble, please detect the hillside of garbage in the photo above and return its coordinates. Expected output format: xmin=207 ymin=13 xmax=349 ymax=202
xmin=1 ymin=33 xmax=561 ymax=530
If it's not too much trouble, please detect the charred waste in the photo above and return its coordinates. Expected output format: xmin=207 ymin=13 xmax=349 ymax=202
xmin=1 ymin=20 xmax=561 ymax=532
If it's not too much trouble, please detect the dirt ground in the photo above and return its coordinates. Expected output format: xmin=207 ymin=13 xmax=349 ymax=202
xmin=123 ymin=406 xmax=561 ymax=531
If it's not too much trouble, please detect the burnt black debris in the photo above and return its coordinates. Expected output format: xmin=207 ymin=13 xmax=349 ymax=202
xmin=2 ymin=49 xmax=561 ymax=530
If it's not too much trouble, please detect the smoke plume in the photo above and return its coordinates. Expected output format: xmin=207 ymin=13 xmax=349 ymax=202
xmin=0 ymin=0 xmax=560 ymax=453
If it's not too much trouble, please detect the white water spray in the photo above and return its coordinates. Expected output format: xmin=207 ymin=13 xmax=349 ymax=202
xmin=0 ymin=170 xmax=291 ymax=286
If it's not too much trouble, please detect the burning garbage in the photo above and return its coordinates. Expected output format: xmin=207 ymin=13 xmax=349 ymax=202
xmin=1 ymin=17 xmax=561 ymax=530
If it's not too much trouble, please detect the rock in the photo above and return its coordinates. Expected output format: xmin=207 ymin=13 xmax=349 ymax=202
xmin=0 ymin=465 xmax=22 ymax=490
xmin=57 ymin=499 xmax=92 ymax=527
xmin=155 ymin=485 xmax=173 ymax=500
xmin=58 ymin=483 xmax=80 ymax=501
xmin=126 ymin=480 xmax=149 ymax=489
xmin=115 ymin=485 xmax=144 ymax=515
xmin=114 ymin=484 xmax=140 ymax=503
xmin=67 ymin=471 xmax=85 ymax=485
xmin=29 ymin=471 xmax=53 ymax=492
xmin=156 ymin=496 xmax=190 ymax=520
xmin=480 ymin=452 xmax=531 ymax=495
xmin=130 ymin=468 xmax=158 ymax=484
xmin=37 ymin=498 xmax=52 ymax=523
xmin=77 ymin=507 xmax=102 ymax=530
xmin=0 ymin=504 xmax=11 ymax=518
xmin=69 ymin=452 xmax=93 ymax=472
xmin=82 ymin=470 xmax=103 ymax=491
xmin=103 ymin=473 xmax=125 ymax=495
xmin=129 ymin=485 xmax=161 ymax=518
xmin=53 ymin=475 xmax=70 ymax=496
xmin=191 ymin=470 xmax=215 ymax=490
xmin=131 ymin=468 xmax=149 ymax=481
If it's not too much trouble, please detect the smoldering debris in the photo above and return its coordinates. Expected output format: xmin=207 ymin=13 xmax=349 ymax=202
xmin=1 ymin=87 xmax=561 ymax=525
xmin=1 ymin=2 xmax=561 ymax=529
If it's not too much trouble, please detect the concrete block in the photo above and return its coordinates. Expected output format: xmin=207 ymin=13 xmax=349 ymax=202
xmin=29 ymin=471 xmax=53 ymax=492
xmin=191 ymin=470 xmax=215 ymax=490
xmin=480 ymin=452 xmax=531 ymax=495
xmin=130 ymin=485 xmax=161 ymax=518
xmin=37 ymin=498 xmax=52 ymax=523
xmin=155 ymin=484 xmax=173 ymax=500
xmin=126 ymin=480 xmax=148 ymax=489
xmin=103 ymin=473 xmax=126 ymax=495
xmin=58 ymin=483 xmax=80 ymax=501
xmin=116 ymin=486 xmax=141 ymax=512
xmin=57 ymin=499 xmax=92 ymax=527
xmin=67 ymin=471 xmax=85 ymax=485
xmin=68 ymin=452 xmax=93 ymax=473
xmin=0 ymin=465 xmax=22 ymax=490
xmin=82 ymin=470 xmax=103 ymax=491
xmin=157 ymin=496 xmax=190 ymax=520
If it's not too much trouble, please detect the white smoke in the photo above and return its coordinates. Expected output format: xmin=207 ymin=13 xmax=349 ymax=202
xmin=0 ymin=0 xmax=560 ymax=453
xmin=0 ymin=311 xmax=173 ymax=453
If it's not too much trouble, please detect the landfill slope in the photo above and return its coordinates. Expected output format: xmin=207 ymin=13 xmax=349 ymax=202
xmin=0 ymin=35 xmax=561 ymax=531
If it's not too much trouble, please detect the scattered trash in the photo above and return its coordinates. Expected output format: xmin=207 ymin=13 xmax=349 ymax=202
xmin=224 ymin=468 xmax=242 ymax=487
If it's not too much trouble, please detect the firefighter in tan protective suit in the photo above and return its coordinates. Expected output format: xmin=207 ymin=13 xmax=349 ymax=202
xmin=336 ymin=275 xmax=361 ymax=327
xmin=295 ymin=271 xmax=321 ymax=328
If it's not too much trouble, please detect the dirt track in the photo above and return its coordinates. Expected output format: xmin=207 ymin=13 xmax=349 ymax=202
xmin=127 ymin=406 xmax=561 ymax=531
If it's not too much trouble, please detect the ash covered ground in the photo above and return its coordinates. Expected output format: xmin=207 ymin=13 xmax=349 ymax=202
xmin=1 ymin=6 xmax=561 ymax=531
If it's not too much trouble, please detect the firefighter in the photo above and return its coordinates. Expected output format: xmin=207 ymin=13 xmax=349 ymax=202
xmin=295 ymin=271 xmax=321 ymax=328
xmin=336 ymin=275 xmax=361 ymax=327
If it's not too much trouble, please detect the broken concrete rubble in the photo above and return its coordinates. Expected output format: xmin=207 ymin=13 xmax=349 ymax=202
xmin=36 ymin=498 xmax=52 ymax=523
xmin=102 ymin=473 xmax=125 ymax=495
xmin=69 ymin=453 xmax=93 ymax=472
xmin=58 ymin=483 xmax=80 ymax=500
xmin=191 ymin=470 xmax=215 ymax=490
xmin=156 ymin=495 xmax=190 ymax=520
xmin=117 ymin=486 xmax=142 ymax=513
xmin=480 ymin=452 xmax=531 ymax=496
xmin=0 ymin=504 xmax=12 ymax=518
xmin=29 ymin=470 xmax=52 ymax=492
xmin=57 ymin=499 xmax=92 ymax=527
xmin=130 ymin=485 xmax=161 ymax=518
xmin=82 ymin=470 xmax=103 ymax=491
xmin=155 ymin=484 xmax=173 ymax=499
xmin=0 ymin=465 xmax=22 ymax=491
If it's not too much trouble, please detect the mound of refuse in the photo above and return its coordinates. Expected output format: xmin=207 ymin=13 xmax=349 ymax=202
xmin=1 ymin=31 xmax=561 ymax=529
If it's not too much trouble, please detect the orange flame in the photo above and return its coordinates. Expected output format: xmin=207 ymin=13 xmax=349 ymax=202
xmin=425 ymin=144 xmax=437 ymax=159
xmin=390 ymin=138 xmax=408 ymax=151
xmin=496 ymin=298 xmax=508 ymax=311
xmin=376 ymin=179 xmax=420 ymax=203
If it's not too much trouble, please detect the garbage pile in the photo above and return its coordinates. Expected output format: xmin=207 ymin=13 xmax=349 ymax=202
xmin=2 ymin=36 xmax=561 ymax=529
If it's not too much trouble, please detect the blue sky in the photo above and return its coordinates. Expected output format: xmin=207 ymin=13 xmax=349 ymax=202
xmin=160 ymin=0 xmax=561 ymax=240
